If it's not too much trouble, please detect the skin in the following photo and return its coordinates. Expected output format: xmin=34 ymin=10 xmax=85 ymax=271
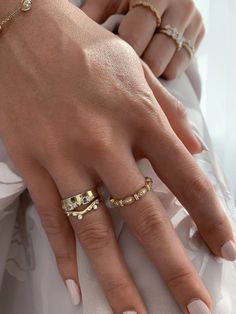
xmin=81 ymin=0 xmax=205 ymax=80
xmin=0 ymin=0 xmax=234 ymax=313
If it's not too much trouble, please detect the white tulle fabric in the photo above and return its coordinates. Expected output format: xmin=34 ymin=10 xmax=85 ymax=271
xmin=0 ymin=6 xmax=236 ymax=314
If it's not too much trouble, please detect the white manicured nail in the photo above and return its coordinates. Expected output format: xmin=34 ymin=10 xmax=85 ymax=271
xmin=192 ymin=130 xmax=209 ymax=151
xmin=123 ymin=311 xmax=137 ymax=314
xmin=66 ymin=279 xmax=81 ymax=306
xmin=187 ymin=300 xmax=211 ymax=314
xmin=221 ymin=240 xmax=236 ymax=261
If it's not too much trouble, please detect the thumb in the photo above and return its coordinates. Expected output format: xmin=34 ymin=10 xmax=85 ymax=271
xmin=141 ymin=60 xmax=203 ymax=154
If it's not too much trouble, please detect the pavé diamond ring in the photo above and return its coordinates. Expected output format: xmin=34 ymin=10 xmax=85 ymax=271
xmin=159 ymin=25 xmax=184 ymax=51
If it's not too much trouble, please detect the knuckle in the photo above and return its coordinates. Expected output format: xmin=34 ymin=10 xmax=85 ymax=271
xmin=200 ymin=24 xmax=206 ymax=39
xmin=195 ymin=11 xmax=203 ymax=26
xmin=203 ymin=216 xmax=227 ymax=235
xmin=136 ymin=94 xmax=158 ymax=118
xmin=174 ymin=100 xmax=188 ymax=120
xmin=162 ymin=67 xmax=179 ymax=81
xmin=118 ymin=28 xmax=142 ymax=55
xmin=187 ymin=175 xmax=214 ymax=203
xmin=184 ymin=0 xmax=195 ymax=14
xmin=78 ymin=223 xmax=112 ymax=251
xmin=105 ymin=279 xmax=130 ymax=297
xmin=56 ymin=253 xmax=74 ymax=267
xmin=151 ymin=59 xmax=166 ymax=77
xmin=90 ymin=132 xmax=115 ymax=158
xmin=134 ymin=205 xmax=167 ymax=244
xmin=40 ymin=211 xmax=67 ymax=236
xmin=167 ymin=269 xmax=195 ymax=289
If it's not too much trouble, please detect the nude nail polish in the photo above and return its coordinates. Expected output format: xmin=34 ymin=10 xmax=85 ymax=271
xmin=187 ymin=300 xmax=211 ymax=314
xmin=123 ymin=311 xmax=138 ymax=314
xmin=192 ymin=130 xmax=209 ymax=151
xmin=66 ymin=279 xmax=81 ymax=306
xmin=221 ymin=240 xmax=236 ymax=261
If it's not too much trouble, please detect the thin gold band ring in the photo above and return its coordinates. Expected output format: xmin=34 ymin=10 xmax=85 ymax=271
xmin=130 ymin=1 xmax=161 ymax=27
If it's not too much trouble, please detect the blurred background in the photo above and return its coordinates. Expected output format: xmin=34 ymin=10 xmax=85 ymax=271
xmin=195 ymin=0 xmax=236 ymax=204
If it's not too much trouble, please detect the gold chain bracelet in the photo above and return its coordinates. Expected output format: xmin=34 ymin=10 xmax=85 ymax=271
xmin=0 ymin=0 xmax=32 ymax=33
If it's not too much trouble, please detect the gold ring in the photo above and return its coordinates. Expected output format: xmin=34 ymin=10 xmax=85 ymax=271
xmin=182 ymin=39 xmax=195 ymax=58
xmin=62 ymin=188 xmax=98 ymax=212
xmin=110 ymin=177 xmax=153 ymax=208
xmin=159 ymin=25 xmax=184 ymax=51
xmin=64 ymin=197 xmax=100 ymax=220
xmin=130 ymin=1 xmax=161 ymax=27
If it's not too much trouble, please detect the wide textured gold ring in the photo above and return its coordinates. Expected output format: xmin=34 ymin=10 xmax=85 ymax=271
xmin=130 ymin=1 xmax=161 ymax=27
xmin=110 ymin=177 xmax=153 ymax=208
xmin=159 ymin=25 xmax=184 ymax=51
xmin=62 ymin=188 xmax=100 ymax=220
xmin=182 ymin=39 xmax=195 ymax=59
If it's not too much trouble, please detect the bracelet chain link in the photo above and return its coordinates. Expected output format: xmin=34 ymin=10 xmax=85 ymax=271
xmin=0 ymin=0 xmax=32 ymax=33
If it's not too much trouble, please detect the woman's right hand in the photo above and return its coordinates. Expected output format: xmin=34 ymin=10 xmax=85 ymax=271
xmin=0 ymin=1 xmax=235 ymax=313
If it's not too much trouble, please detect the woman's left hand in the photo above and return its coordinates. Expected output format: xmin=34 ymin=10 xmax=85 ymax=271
xmin=81 ymin=0 xmax=205 ymax=80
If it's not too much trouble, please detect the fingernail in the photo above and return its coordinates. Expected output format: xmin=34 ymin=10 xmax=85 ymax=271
xmin=221 ymin=240 xmax=236 ymax=261
xmin=66 ymin=279 xmax=81 ymax=306
xmin=187 ymin=300 xmax=211 ymax=314
xmin=123 ymin=311 xmax=138 ymax=314
xmin=192 ymin=130 xmax=209 ymax=151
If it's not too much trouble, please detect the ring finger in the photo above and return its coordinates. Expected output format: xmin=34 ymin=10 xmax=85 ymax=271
xmin=51 ymin=162 xmax=147 ymax=314
xmin=163 ymin=11 xmax=204 ymax=80
xmin=142 ymin=4 xmax=195 ymax=77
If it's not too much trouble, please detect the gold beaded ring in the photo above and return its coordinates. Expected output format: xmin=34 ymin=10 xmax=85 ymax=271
xmin=65 ymin=198 xmax=101 ymax=220
xmin=110 ymin=177 xmax=153 ymax=208
xmin=130 ymin=1 xmax=161 ymax=27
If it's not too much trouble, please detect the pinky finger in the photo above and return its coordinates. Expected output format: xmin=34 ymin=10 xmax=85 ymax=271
xmin=195 ymin=25 xmax=206 ymax=50
xmin=25 ymin=164 xmax=81 ymax=306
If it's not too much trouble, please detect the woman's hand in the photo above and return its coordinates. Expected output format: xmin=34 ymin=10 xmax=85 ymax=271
xmin=81 ymin=0 xmax=205 ymax=80
xmin=0 ymin=1 xmax=234 ymax=313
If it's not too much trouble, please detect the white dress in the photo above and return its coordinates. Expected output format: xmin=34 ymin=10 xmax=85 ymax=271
xmin=0 ymin=3 xmax=236 ymax=314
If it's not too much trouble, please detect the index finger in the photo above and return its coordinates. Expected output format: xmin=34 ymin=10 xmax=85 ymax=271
xmin=118 ymin=1 xmax=167 ymax=56
xmin=142 ymin=109 xmax=236 ymax=262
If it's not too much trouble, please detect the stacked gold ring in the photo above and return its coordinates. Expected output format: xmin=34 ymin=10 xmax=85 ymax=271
xmin=130 ymin=1 xmax=161 ymax=27
xmin=159 ymin=25 xmax=184 ymax=51
xmin=159 ymin=25 xmax=195 ymax=58
xmin=182 ymin=39 xmax=195 ymax=58
xmin=110 ymin=177 xmax=153 ymax=208
xmin=62 ymin=189 xmax=100 ymax=220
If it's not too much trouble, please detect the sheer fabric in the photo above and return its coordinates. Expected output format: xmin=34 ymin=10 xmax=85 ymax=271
xmin=0 ymin=4 xmax=236 ymax=314
xmin=196 ymin=0 xmax=236 ymax=203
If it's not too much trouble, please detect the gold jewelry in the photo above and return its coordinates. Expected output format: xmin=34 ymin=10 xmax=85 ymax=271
xmin=65 ymin=198 xmax=100 ymax=220
xmin=182 ymin=39 xmax=195 ymax=58
xmin=0 ymin=0 xmax=32 ymax=34
xmin=62 ymin=189 xmax=98 ymax=212
xmin=159 ymin=25 xmax=184 ymax=51
xmin=130 ymin=1 xmax=161 ymax=27
xmin=110 ymin=177 xmax=153 ymax=208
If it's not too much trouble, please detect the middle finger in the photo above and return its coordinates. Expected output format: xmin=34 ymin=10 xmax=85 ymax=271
xmin=96 ymin=149 xmax=212 ymax=314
